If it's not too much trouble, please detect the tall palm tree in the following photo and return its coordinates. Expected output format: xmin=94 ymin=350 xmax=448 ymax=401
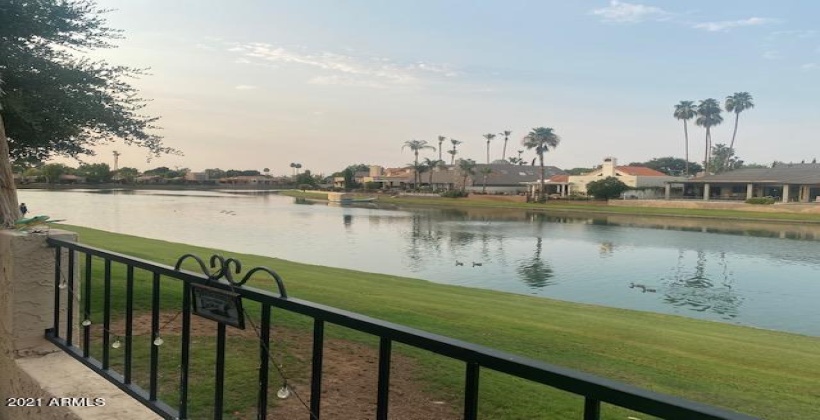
xmin=437 ymin=135 xmax=447 ymax=162
xmin=482 ymin=133 xmax=496 ymax=164
xmin=499 ymin=130 xmax=512 ymax=161
xmin=673 ymin=101 xmax=697 ymax=177
xmin=402 ymin=139 xmax=435 ymax=187
xmin=449 ymin=139 xmax=462 ymax=165
xmin=457 ymin=159 xmax=477 ymax=192
xmin=517 ymin=150 xmax=524 ymax=165
xmin=695 ymin=99 xmax=723 ymax=173
xmin=522 ymin=127 xmax=561 ymax=202
xmin=725 ymin=92 xmax=754 ymax=162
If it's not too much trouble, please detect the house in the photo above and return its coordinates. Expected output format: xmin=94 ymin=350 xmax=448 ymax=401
xmin=58 ymin=174 xmax=87 ymax=184
xmin=429 ymin=162 xmax=564 ymax=194
xmin=527 ymin=157 xmax=686 ymax=198
xmin=218 ymin=175 xmax=275 ymax=186
xmin=346 ymin=166 xmax=414 ymax=190
xmin=184 ymin=171 xmax=209 ymax=183
xmin=681 ymin=163 xmax=820 ymax=203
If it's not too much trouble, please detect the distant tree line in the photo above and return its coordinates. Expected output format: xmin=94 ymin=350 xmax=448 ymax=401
xmin=13 ymin=163 xmax=273 ymax=184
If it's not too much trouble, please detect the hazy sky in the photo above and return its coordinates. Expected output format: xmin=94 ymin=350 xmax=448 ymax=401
xmin=60 ymin=0 xmax=820 ymax=176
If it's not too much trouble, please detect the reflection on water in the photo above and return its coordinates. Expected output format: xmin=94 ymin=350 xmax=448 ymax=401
xmin=517 ymin=237 xmax=555 ymax=288
xmin=18 ymin=189 xmax=820 ymax=336
xmin=660 ymin=251 xmax=742 ymax=319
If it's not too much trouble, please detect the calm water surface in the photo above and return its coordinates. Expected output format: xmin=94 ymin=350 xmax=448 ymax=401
xmin=20 ymin=189 xmax=820 ymax=336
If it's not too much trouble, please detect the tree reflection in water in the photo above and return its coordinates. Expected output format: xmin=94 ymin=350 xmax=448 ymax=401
xmin=662 ymin=250 xmax=743 ymax=319
xmin=516 ymin=237 xmax=555 ymax=289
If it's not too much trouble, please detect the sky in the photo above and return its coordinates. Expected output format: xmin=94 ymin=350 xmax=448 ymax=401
xmin=58 ymin=0 xmax=820 ymax=176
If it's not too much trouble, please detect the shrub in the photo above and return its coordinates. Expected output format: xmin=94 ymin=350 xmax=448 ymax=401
xmin=746 ymin=197 xmax=775 ymax=205
xmin=440 ymin=190 xmax=468 ymax=198
xmin=586 ymin=177 xmax=630 ymax=199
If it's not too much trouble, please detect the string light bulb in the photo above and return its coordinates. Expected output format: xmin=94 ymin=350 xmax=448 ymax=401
xmin=153 ymin=336 xmax=164 ymax=346
xmin=58 ymin=280 xmax=67 ymax=289
xmin=111 ymin=337 xmax=122 ymax=349
xmin=81 ymin=319 xmax=92 ymax=327
xmin=276 ymin=384 xmax=290 ymax=399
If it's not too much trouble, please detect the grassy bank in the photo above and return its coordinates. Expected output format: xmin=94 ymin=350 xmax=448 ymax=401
xmin=57 ymin=224 xmax=820 ymax=419
xmin=279 ymin=189 xmax=820 ymax=224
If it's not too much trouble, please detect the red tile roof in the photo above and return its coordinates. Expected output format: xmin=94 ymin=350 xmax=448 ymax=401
xmin=617 ymin=166 xmax=667 ymax=176
xmin=548 ymin=174 xmax=569 ymax=182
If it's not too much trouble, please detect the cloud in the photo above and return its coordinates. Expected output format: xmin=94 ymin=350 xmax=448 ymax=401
xmin=693 ymin=17 xmax=773 ymax=32
xmin=800 ymin=63 xmax=819 ymax=71
xmin=234 ymin=85 xmax=258 ymax=90
xmin=227 ymin=42 xmax=459 ymax=88
xmin=307 ymin=75 xmax=387 ymax=89
xmin=762 ymin=50 xmax=781 ymax=60
xmin=590 ymin=1 xmax=671 ymax=23
xmin=769 ymin=30 xmax=816 ymax=39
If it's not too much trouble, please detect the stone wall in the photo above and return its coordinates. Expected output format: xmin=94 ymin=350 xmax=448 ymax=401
xmin=0 ymin=229 xmax=159 ymax=420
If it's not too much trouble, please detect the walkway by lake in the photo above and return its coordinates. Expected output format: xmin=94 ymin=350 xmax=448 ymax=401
xmin=19 ymin=189 xmax=820 ymax=336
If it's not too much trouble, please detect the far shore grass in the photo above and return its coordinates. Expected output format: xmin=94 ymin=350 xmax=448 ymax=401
xmin=280 ymin=189 xmax=820 ymax=224
xmin=56 ymin=224 xmax=820 ymax=419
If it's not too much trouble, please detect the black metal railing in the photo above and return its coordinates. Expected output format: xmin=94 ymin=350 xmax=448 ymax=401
xmin=45 ymin=237 xmax=758 ymax=420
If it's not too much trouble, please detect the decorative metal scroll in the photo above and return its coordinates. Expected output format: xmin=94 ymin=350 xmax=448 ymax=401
xmin=173 ymin=254 xmax=288 ymax=299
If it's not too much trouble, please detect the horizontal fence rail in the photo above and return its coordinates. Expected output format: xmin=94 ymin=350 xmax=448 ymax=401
xmin=45 ymin=237 xmax=758 ymax=420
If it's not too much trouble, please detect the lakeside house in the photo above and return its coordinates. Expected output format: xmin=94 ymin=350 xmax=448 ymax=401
xmin=527 ymin=157 xmax=686 ymax=198
xmin=680 ymin=163 xmax=820 ymax=202
xmin=336 ymin=163 xmax=564 ymax=194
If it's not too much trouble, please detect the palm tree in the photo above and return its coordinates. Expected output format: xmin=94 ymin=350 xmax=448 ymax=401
xmin=402 ymin=139 xmax=435 ymax=188
xmin=673 ymin=101 xmax=697 ymax=177
xmin=437 ymin=135 xmax=447 ymax=161
xmin=482 ymin=133 xmax=496 ymax=164
xmin=263 ymin=167 xmax=270 ymax=177
xmin=517 ymin=150 xmax=524 ymax=165
xmin=457 ymin=159 xmax=477 ymax=192
xmin=725 ymin=92 xmax=754 ymax=164
xmin=479 ymin=167 xmax=492 ymax=194
xmin=695 ymin=99 xmax=723 ymax=173
xmin=522 ymin=127 xmax=561 ymax=202
xmin=499 ymin=130 xmax=512 ymax=161
xmin=449 ymin=139 xmax=462 ymax=165
xmin=422 ymin=157 xmax=441 ymax=188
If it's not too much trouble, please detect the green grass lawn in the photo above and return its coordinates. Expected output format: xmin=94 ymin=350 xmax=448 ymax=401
xmin=56 ymin=224 xmax=820 ymax=419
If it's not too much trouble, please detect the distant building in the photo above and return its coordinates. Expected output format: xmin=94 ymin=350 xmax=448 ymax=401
xmin=58 ymin=174 xmax=87 ymax=184
xmin=184 ymin=171 xmax=209 ymax=183
xmin=527 ymin=157 xmax=686 ymax=198
xmin=432 ymin=162 xmax=564 ymax=194
xmin=681 ymin=163 xmax=820 ymax=202
xmin=218 ymin=175 xmax=276 ymax=186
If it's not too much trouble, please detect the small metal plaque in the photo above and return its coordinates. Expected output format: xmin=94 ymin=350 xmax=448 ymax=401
xmin=190 ymin=284 xmax=245 ymax=329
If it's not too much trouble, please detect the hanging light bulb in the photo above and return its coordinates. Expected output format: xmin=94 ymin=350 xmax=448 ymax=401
xmin=58 ymin=280 xmax=67 ymax=289
xmin=81 ymin=319 xmax=92 ymax=327
xmin=153 ymin=336 xmax=164 ymax=346
xmin=276 ymin=384 xmax=290 ymax=399
xmin=111 ymin=337 xmax=122 ymax=349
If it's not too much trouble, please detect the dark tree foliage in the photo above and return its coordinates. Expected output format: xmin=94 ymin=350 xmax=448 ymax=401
xmin=0 ymin=0 xmax=174 ymax=163
xmin=629 ymin=157 xmax=703 ymax=177
xmin=294 ymin=170 xmax=318 ymax=187
xmin=76 ymin=162 xmax=112 ymax=183
xmin=586 ymin=176 xmax=630 ymax=200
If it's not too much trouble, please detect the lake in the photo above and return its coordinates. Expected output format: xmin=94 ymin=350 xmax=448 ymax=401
xmin=19 ymin=189 xmax=820 ymax=336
